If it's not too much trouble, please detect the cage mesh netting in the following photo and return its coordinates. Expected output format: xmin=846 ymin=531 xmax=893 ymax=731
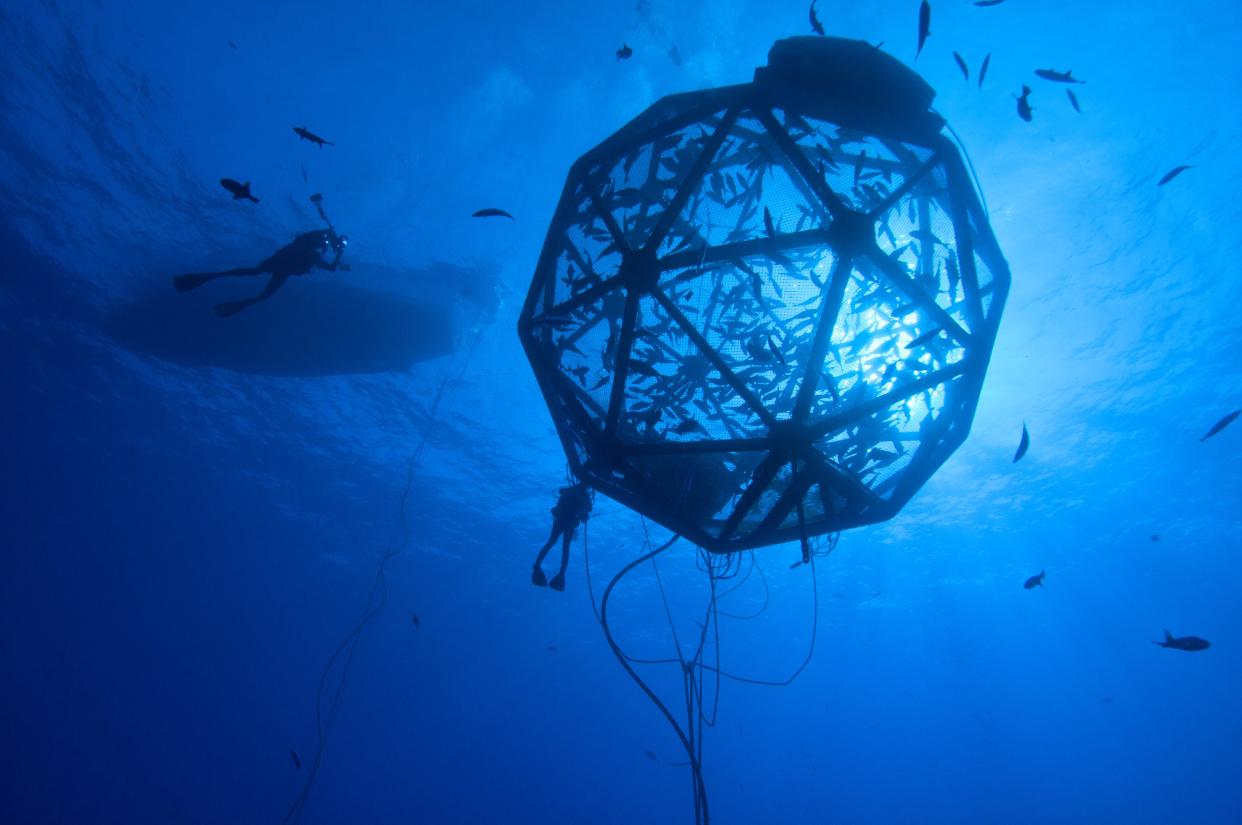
xmin=519 ymin=37 xmax=1010 ymax=553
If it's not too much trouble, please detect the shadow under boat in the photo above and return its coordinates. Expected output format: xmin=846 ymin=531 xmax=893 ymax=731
xmin=104 ymin=260 xmax=497 ymax=378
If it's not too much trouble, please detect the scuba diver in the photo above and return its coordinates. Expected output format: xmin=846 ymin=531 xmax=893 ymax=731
xmin=531 ymin=482 xmax=593 ymax=592
xmin=172 ymin=194 xmax=350 ymax=317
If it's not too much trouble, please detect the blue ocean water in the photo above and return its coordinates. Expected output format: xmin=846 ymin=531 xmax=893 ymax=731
xmin=2 ymin=1 xmax=1241 ymax=823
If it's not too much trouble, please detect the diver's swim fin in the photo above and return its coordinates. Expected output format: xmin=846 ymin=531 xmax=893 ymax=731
xmin=173 ymin=272 xmax=217 ymax=292
xmin=549 ymin=573 xmax=565 ymax=592
xmin=531 ymin=566 xmax=547 ymax=588
xmin=214 ymin=300 xmax=249 ymax=318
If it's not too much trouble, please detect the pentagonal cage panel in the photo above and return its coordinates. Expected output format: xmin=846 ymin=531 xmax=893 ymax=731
xmin=520 ymin=37 xmax=1010 ymax=553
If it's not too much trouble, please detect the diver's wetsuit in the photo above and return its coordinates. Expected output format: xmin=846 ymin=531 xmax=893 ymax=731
xmin=531 ymin=483 xmax=593 ymax=592
xmin=173 ymin=230 xmax=346 ymax=317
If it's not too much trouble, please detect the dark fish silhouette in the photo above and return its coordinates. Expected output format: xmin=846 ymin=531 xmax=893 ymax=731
xmin=532 ymin=316 xmax=575 ymax=332
xmin=228 ymin=40 xmax=237 ymax=49
xmin=916 ymin=1 xmax=931 ymax=60
xmin=1200 ymin=409 xmax=1240 ymax=441
xmin=616 ymin=43 xmax=633 ymax=60
xmin=472 ymin=208 xmax=515 ymax=220
xmin=953 ymin=51 xmax=969 ymax=80
xmin=868 ymin=446 xmax=900 ymax=463
xmin=974 ymin=0 xmax=1006 ymax=5
xmin=1153 ymin=630 xmax=1210 ymax=652
xmin=1066 ymin=89 xmax=1081 ymax=113
xmin=219 ymin=178 xmax=259 ymax=203
xmin=1034 ymin=68 xmax=1085 ymax=84
xmin=905 ymin=328 xmax=942 ymax=349
xmin=1150 ymin=534 xmax=1161 ymax=542
xmin=545 ymin=644 xmax=558 ymax=652
xmin=1158 ymin=165 xmax=1192 ymax=186
xmin=809 ymin=0 xmax=825 ymax=35
xmin=1023 ymin=570 xmax=1044 ymax=589
xmin=1016 ymin=85 xmax=1033 ymax=121
xmin=627 ymin=359 xmax=661 ymax=379
xmin=978 ymin=53 xmax=991 ymax=89
xmin=411 ymin=612 xmax=420 ymax=627
xmin=644 ymin=749 xmax=658 ymax=761
xmin=746 ymin=336 xmax=774 ymax=363
xmin=763 ymin=206 xmax=776 ymax=237
xmin=789 ymin=560 xmax=804 ymax=570
xmin=853 ymin=150 xmax=866 ymax=189
xmin=293 ymin=126 xmax=333 ymax=147
xmin=767 ymin=335 xmax=786 ymax=366
xmin=290 ymin=749 xmax=302 ymax=770
xmin=1013 ymin=423 xmax=1030 ymax=463
xmin=672 ymin=418 xmax=706 ymax=435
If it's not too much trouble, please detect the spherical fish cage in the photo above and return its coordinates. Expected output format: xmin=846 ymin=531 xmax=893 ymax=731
xmin=519 ymin=36 xmax=1010 ymax=553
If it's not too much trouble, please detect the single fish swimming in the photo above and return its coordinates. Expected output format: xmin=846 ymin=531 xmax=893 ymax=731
xmin=953 ymin=51 xmax=969 ymax=81
xmin=905 ymin=328 xmax=942 ymax=349
xmin=616 ymin=43 xmax=633 ymax=60
xmin=1066 ymin=88 xmax=1081 ymax=113
xmin=627 ymin=359 xmax=661 ymax=379
xmin=1153 ymin=630 xmax=1210 ymax=652
xmin=978 ymin=52 xmax=991 ymax=89
xmin=746 ymin=336 xmax=774 ymax=363
xmin=1023 ymin=570 xmax=1045 ymax=589
xmin=767 ymin=335 xmax=786 ymax=366
xmin=472 ymin=208 xmax=515 ymax=220
xmin=219 ymin=178 xmax=259 ymax=203
xmin=1199 ymin=409 xmax=1240 ymax=441
xmin=1013 ymin=423 xmax=1030 ymax=463
xmin=1034 ymin=68 xmax=1085 ymax=84
xmin=1016 ymin=85 xmax=1033 ymax=122
xmin=809 ymin=0 xmax=825 ymax=35
xmin=916 ymin=1 xmax=931 ymax=60
xmin=672 ymin=418 xmax=706 ymax=435
xmin=868 ymin=445 xmax=900 ymax=462
xmin=974 ymin=0 xmax=1006 ymax=5
xmin=290 ymin=749 xmax=302 ymax=770
xmin=1157 ymin=165 xmax=1193 ymax=186
xmin=411 ymin=612 xmax=421 ymax=628
xmin=531 ymin=314 xmax=575 ymax=329
xmin=293 ymin=126 xmax=333 ymax=147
